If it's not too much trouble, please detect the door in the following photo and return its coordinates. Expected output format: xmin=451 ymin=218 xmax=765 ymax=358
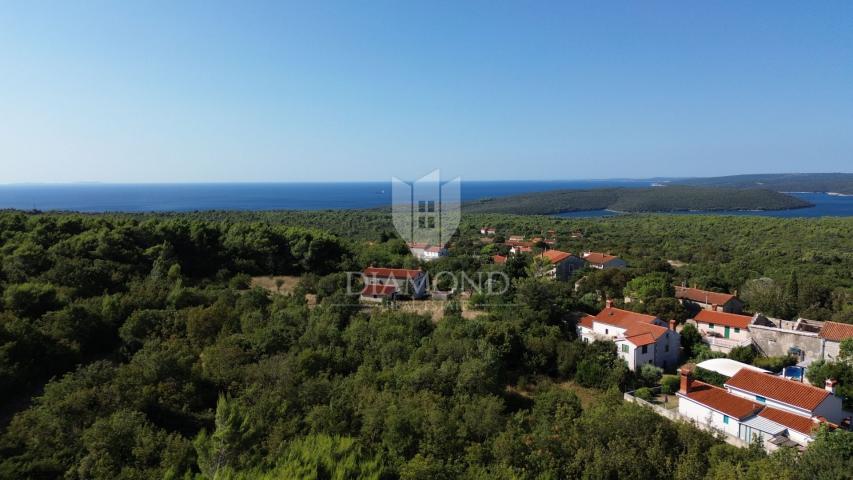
xmin=724 ymin=326 xmax=730 ymax=339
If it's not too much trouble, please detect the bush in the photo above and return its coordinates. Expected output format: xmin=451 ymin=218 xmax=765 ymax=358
xmin=694 ymin=367 xmax=728 ymax=387
xmin=660 ymin=375 xmax=680 ymax=395
xmin=728 ymin=346 xmax=756 ymax=364
xmin=753 ymin=355 xmax=797 ymax=373
xmin=639 ymin=364 xmax=663 ymax=387
xmin=634 ymin=387 xmax=653 ymax=402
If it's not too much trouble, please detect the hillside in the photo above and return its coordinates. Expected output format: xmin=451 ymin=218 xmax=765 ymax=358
xmin=675 ymin=173 xmax=853 ymax=194
xmin=463 ymin=186 xmax=812 ymax=215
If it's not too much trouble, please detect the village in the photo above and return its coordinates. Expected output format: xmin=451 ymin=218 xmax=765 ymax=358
xmin=354 ymin=225 xmax=853 ymax=452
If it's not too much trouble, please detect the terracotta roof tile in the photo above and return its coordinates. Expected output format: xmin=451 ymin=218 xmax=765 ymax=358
xmin=758 ymin=407 xmax=817 ymax=436
xmin=680 ymin=381 xmax=764 ymax=420
xmin=363 ymin=267 xmax=424 ymax=280
xmin=492 ymin=255 xmax=507 ymax=264
xmin=583 ymin=252 xmax=620 ymax=265
xmin=818 ymin=321 xmax=853 ymax=342
xmin=725 ymin=369 xmax=830 ymax=411
xmin=578 ymin=314 xmax=594 ymax=329
xmin=540 ymin=250 xmax=574 ymax=264
xmin=675 ymin=286 xmax=737 ymax=305
xmin=694 ymin=310 xmax=752 ymax=329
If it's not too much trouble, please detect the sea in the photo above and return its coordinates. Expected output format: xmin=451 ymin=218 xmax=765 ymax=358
xmin=0 ymin=182 xmax=851 ymax=217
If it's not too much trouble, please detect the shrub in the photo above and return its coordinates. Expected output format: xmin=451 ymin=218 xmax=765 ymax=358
xmin=728 ymin=346 xmax=756 ymax=364
xmin=753 ymin=355 xmax=797 ymax=373
xmin=660 ymin=374 xmax=680 ymax=395
xmin=634 ymin=387 xmax=653 ymax=402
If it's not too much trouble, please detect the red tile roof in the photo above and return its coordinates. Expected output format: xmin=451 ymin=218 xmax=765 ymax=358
xmin=758 ymin=407 xmax=817 ymax=436
xmin=675 ymin=286 xmax=738 ymax=305
xmin=593 ymin=307 xmax=668 ymax=345
xmin=583 ymin=252 xmax=620 ymax=265
xmin=725 ymin=369 xmax=830 ymax=412
xmin=818 ymin=321 xmax=853 ymax=342
xmin=361 ymin=284 xmax=397 ymax=296
xmin=694 ymin=310 xmax=752 ymax=329
xmin=680 ymin=381 xmax=764 ymax=420
xmin=578 ymin=314 xmax=594 ymax=329
xmin=540 ymin=249 xmax=574 ymax=264
xmin=492 ymin=255 xmax=507 ymax=264
xmin=363 ymin=267 xmax=424 ymax=280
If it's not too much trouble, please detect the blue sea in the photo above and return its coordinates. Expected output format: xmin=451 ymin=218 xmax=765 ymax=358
xmin=0 ymin=182 xmax=851 ymax=217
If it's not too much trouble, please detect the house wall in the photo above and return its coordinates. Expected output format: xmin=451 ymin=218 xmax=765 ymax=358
xmin=696 ymin=321 xmax=751 ymax=343
xmin=591 ymin=322 xmax=625 ymax=340
xmin=813 ymin=395 xmax=846 ymax=424
xmin=616 ymin=340 xmax=637 ymax=370
xmin=654 ymin=329 xmax=680 ymax=371
xmin=747 ymin=324 xmax=824 ymax=362
xmin=823 ymin=340 xmax=842 ymax=362
xmin=677 ymin=396 xmax=741 ymax=437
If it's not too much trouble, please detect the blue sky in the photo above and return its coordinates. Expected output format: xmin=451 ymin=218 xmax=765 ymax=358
xmin=1 ymin=1 xmax=851 ymax=183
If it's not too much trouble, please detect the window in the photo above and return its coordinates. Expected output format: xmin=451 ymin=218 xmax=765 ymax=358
xmin=418 ymin=201 xmax=426 ymax=212
xmin=605 ymin=328 xmax=609 ymax=334
xmin=734 ymin=328 xmax=740 ymax=333
xmin=427 ymin=200 xmax=435 ymax=212
xmin=708 ymin=323 xmax=715 ymax=330
xmin=641 ymin=345 xmax=648 ymax=354
xmin=427 ymin=216 xmax=435 ymax=228
xmin=723 ymin=415 xmax=729 ymax=425
xmin=665 ymin=343 xmax=669 ymax=352
xmin=756 ymin=396 xmax=766 ymax=403
xmin=621 ymin=344 xmax=629 ymax=353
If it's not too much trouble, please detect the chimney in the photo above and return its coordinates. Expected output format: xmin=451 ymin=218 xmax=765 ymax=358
xmin=826 ymin=379 xmax=838 ymax=394
xmin=669 ymin=319 xmax=676 ymax=331
xmin=605 ymin=299 xmax=613 ymax=309
xmin=712 ymin=304 xmax=719 ymax=312
xmin=679 ymin=367 xmax=694 ymax=394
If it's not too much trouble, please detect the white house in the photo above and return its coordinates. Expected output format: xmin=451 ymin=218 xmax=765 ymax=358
xmin=362 ymin=267 xmax=429 ymax=299
xmin=577 ymin=302 xmax=680 ymax=371
xmin=407 ymin=242 xmax=447 ymax=262
xmin=582 ymin=251 xmax=627 ymax=269
xmin=676 ymin=367 xmax=840 ymax=448
xmin=688 ymin=309 xmax=753 ymax=353
xmin=480 ymin=226 xmax=496 ymax=235
xmin=724 ymin=368 xmax=846 ymax=425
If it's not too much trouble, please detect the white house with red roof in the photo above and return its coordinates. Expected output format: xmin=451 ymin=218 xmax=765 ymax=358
xmin=724 ymin=368 xmax=846 ymax=425
xmin=688 ymin=309 xmax=754 ymax=353
xmin=582 ymin=251 xmax=627 ymax=270
xmin=676 ymin=366 xmax=848 ymax=448
xmin=538 ymin=250 xmax=584 ymax=281
xmin=675 ymin=286 xmax=744 ymax=313
xmin=361 ymin=266 xmax=429 ymax=300
xmin=480 ymin=226 xmax=496 ymax=235
xmin=577 ymin=301 xmax=680 ymax=370
xmin=406 ymin=242 xmax=447 ymax=262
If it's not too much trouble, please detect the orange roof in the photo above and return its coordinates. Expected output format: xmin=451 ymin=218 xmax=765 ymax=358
xmin=578 ymin=314 xmax=594 ymax=329
xmin=492 ymin=255 xmax=507 ymax=264
xmin=540 ymin=250 xmax=575 ymax=264
xmin=725 ymin=369 xmax=830 ymax=411
xmin=680 ymin=381 xmax=764 ymax=420
xmin=694 ymin=310 xmax=752 ymax=329
xmin=361 ymin=284 xmax=396 ymax=296
xmin=593 ymin=307 xmax=658 ymax=329
xmin=675 ymin=286 xmax=738 ymax=305
xmin=593 ymin=307 xmax=668 ymax=344
xmin=583 ymin=252 xmax=620 ymax=265
xmin=758 ymin=407 xmax=817 ymax=436
xmin=819 ymin=321 xmax=853 ymax=342
xmin=363 ymin=267 xmax=424 ymax=279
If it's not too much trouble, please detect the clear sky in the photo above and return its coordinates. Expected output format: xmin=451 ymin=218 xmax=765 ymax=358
xmin=1 ymin=1 xmax=851 ymax=183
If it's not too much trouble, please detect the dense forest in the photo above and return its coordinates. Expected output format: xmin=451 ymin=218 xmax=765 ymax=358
xmin=675 ymin=173 xmax=853 ymax=195
xmin=0 ymin=210 xmax=851 ymax=479
xmin=462 ymin=186 xmax=811 ymax=215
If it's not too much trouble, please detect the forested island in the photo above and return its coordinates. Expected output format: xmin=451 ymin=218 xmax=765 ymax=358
xmin=675 ymin=173 xmax=853 ymax=195
xmin=463 ymin=186 xmax=811 ymax=215
xmin=0 ymin=210 xmax=850 ymax=479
